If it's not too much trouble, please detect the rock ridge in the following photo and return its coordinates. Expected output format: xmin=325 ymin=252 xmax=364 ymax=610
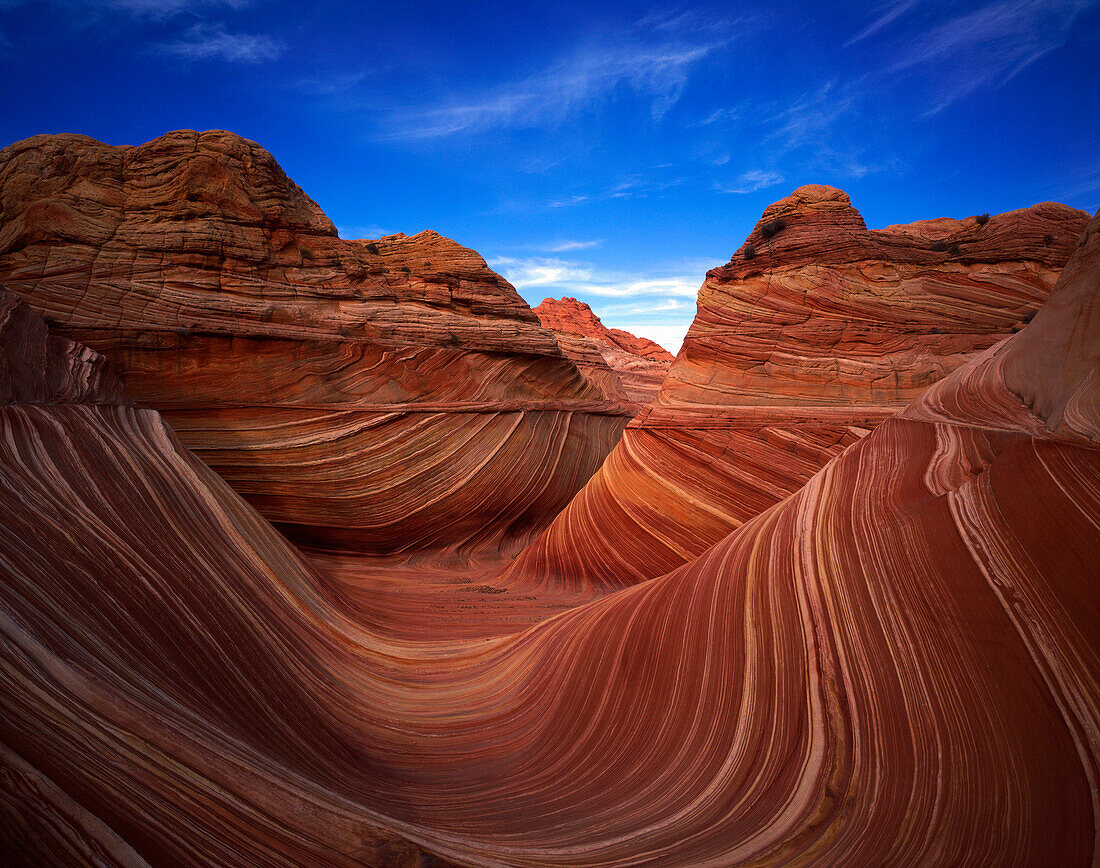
xmin=0 ymin=130 xmax=632 ymax=557
xmin=506 ymin=188 xmax=1091 ymax=589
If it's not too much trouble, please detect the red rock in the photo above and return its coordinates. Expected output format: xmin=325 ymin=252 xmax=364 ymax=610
xmin=0 ymin=130 xmax=632 ymax=559
xmin=529 ymin=323 xmax=632 ymax=403
xmin=2 ymin=211 xmax=1098 ymax=865
xmin=506 ymin=186 xmax=1091 ymax=589
xmin=0 ymin=291 xmax=128 ymax=405
xmin=534 ymin=296 xmax=674 ymax=404
xmin=0 ymin=288 xmax=451 ymax=864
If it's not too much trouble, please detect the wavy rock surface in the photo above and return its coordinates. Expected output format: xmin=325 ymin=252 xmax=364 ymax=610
xmin=0 ymin=131 xmax=631 ymax=558
xmin=508 ymin=187 xmax=1090 ymax=589
xmin=0 ymin=287 xmax=455 ymax=864
xmin=534 ymin=296 xmax=674 ymax=403
xmin=3 ymin=212 xmax=1099 ymax=865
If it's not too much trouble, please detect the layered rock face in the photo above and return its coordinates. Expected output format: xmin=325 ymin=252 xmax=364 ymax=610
xmin=0 ymin=131 xmax=631 ymax=557
xmin=534 ymin=296 xmax=674 ymax=403
xmin=0 ymin=288 xmax=451 ymax=864
xmin=507 ymin=186 xmax=1090 ymax=589
xmin=3 ymin=211 xmax=1099 ymax=866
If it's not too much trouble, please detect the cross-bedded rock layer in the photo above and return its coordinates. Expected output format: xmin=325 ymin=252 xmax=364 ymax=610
xmin=0 ymin=131 xmax=631 ymax=558
xmin=2 ymin=208 xmax=1098 ymax=865
xmin=507 ymin=186 xmax=1090 ymax=589
xmin=533 ymin=296 xmax=674 ymax=404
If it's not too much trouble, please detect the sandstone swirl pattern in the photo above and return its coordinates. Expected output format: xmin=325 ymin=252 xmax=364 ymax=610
xmin=0 ymin=131 xmax=631 ymax=559
xmin=2 ymin=210 xmax=1099 ymax=865
xmin=507 ymin=185 xmax=1090 ymax=590
xmin=534 ymin=296 xmax=675 ymax=404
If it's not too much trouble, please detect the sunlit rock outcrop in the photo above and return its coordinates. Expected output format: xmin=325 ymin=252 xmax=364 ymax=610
xmin=2 ymin=209 xmax=1098 ymax=865
xmin=0 ymin=131 xmax=631 ymax=558
xmin=534 ymin=296 xmax=674 ymax=404
xmin=507 ymin=186 xmax=1090 ymax=589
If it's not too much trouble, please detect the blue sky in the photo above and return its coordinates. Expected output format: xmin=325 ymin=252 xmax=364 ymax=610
xmin=2 ymin=1 xmax=1098 ymax=352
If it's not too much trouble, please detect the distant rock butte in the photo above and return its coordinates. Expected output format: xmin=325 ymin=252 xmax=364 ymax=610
xmin=0 ymin=130 xmax=632 ymax=558
xmin=534 ymin=296 xmax=674 ymax=404
xmin=507 ymin=185 xmax=1091 ymax=589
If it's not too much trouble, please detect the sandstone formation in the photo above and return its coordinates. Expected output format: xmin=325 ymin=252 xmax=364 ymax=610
xmin=0 ymin=131 xmax=632 ymax=559
xmin=507 ymin=186 xmax=1090 ymax=589
xmin=0 ymin=288 xmax=458 ymax=864
xmin=2 ymin=207 xmax=1099 ymax=865
xmin=534 ymin=296 xmax=674 ymax=404
xmin=526 ymin=315 xmax=631 ymax=403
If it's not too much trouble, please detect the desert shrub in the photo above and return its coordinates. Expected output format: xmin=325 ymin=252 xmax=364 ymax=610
xmin=976 ymin=212 xmax=990 ymax=225
xmin=931 ymin=240 xmax=949 ymax=252
xmin=759 ymin=217 xmax=787 ymax=239
xmin=299 ymin=246 xmax=314 ymax=260
xmin=743 ymin=244 xmax=757 ymax=260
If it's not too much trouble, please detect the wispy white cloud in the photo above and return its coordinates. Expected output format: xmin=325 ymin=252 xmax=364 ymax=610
xmin=597 ymin=297 xmax=687 ymax=315
xmin=546 ymin=173 xmax=684 ymax=208
xmin=606 ymin=321 xmax=691 ymax=355
xmin=765 ymin=81 xmax=864 ymax=153
xmin=336 ymin=224 xmax=394 ymax=240
xmin=155 ymin=22 xmax=280 ymax=63
xmin=296 ymin=72 xmax=369 ymax=97
xmin=491 ymin=256 xmax=595 ymax=289
xmin=691 ymin=106 xmax=742 ymax=126
xmin=490 ymin=255 xmax=704 ymax=298
xmin=872 ymin=0 xmax=1092 ymax=114
xmin=548 ymin=194 xmax=591 ymax=209
xmin=545 ymin=239 xmax=602 ymax=252
xmin=105 ymin=0 xmax=247 ymax=16
xmin=739 ymin=80 xmax=885 ymax=181
xmin=1056 ymin=165 xmax=1100 ymax=202
xmin=716 ymin=168 xmax=785 ymax=194
xmin=378 ymin=15 xmax=744 ymax=140
xmin=723 ymin=0 xmax=1092 ymax=188
xmin=844 ymin=0 xmax=923 ymax=48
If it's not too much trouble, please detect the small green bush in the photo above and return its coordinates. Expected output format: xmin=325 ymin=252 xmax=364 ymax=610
xmin=931 ymin=240 xmax=949 ymax=252
xmin=743 ymin=244 xmax=757 ymax=260
xmin=976 ymin=212 xmax=990 ymax=226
